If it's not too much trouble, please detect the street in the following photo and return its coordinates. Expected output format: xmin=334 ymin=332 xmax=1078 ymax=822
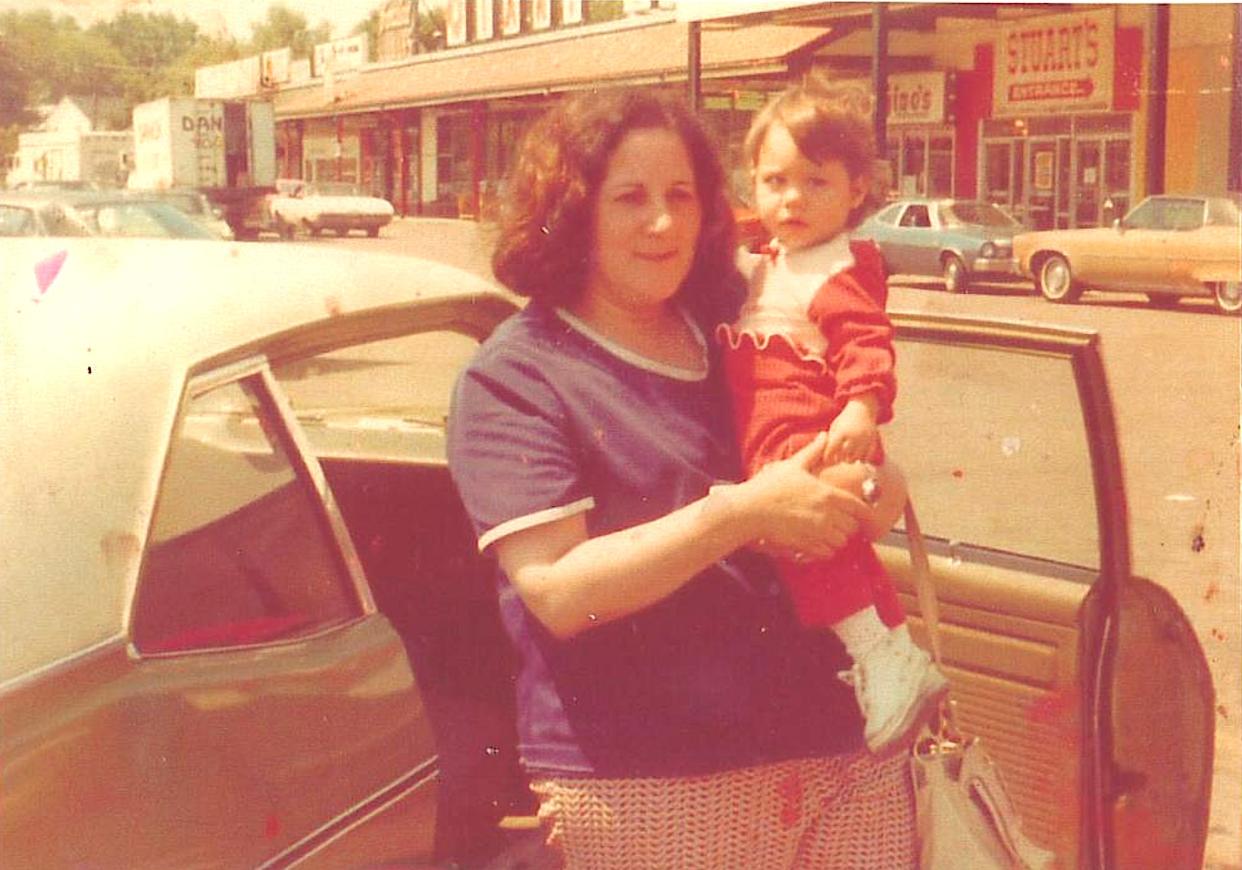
xmin=313 ymin=216 xmax=1241 ymax=868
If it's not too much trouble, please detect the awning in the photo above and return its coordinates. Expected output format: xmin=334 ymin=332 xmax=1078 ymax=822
xmin=273 ymin=19 xmax=832 ymax=120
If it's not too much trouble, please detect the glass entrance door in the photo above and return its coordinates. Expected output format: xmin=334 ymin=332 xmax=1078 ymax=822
xmin=1026 ymin=139 xmax=1059 ymax=230
xmin=1075 ymin=140 xmax=1103 ymax=227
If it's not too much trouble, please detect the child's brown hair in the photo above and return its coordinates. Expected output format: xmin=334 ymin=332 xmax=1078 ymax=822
xmin=743 ymin=77 xmax=884 ymax=228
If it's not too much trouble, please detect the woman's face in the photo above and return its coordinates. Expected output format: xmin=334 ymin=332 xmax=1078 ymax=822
xmin=584 ymin=127 xmax=703 ymax=314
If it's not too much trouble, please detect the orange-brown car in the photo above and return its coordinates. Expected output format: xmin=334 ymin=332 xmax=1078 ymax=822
xmin=1014 ymin=194 xmax=1242 ymax=314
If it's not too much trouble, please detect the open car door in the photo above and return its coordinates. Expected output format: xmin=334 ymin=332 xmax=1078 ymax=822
xmin=877 ymin=314 xmax=1215 ymax=868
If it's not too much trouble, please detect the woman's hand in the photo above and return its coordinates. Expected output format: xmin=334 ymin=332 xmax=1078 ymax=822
xmin=817 ymin=459 xmax=908 ymax=541
xmin=737 ymin=432 xmax=870 ymax=560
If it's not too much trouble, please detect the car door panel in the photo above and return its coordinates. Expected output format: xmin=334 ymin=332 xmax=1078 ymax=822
xmin=0 ymin=618 xmax=437 ymax=869
xmin=883 ymin=313 xmax=1213 ymax=869
xmin=878 ymin=543 xmax=1090 ymax=865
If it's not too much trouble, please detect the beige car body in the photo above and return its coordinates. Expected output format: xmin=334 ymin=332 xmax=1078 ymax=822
xmin=1014 ymin=194 xmax=1242 ymax=313
xmin=0 ymin=238 xmax=1214 ymax=868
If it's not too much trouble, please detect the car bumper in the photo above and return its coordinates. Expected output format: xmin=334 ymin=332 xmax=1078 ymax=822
xmin=310 ymin=214 xmax=393 ymax=231
xmin=969 ymin=256 xmax=1022 ymax=278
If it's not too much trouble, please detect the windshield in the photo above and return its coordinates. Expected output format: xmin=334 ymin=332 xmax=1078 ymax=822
xmin=943 ymin=202 xmax=1019 ymax=228
xmin=0 ymin=205 xmax=36 ymax=236
xmin=70 ymin=201 xmax=217 ymax=239
xmin=311 ymin=182 xmax=361 ymax=197
xmin=1206 ymin=197 xmax=1241 ymax=227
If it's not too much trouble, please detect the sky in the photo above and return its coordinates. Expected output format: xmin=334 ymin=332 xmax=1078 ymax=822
xmin=0 ymin=0 xmax=441 ymax=39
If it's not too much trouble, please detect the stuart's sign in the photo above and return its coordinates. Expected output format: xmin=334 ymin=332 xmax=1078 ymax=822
xmin=995 ymin=8 xmax=1115 ymax=116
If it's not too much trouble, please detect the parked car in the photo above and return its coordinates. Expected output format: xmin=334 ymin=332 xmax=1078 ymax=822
xmin=853 ymin=198 xmax=1027 ymax=292
xmin=142 ymin=188 xmax=235 ymax=240
xmin=266 ymin=178 xmax=395 ymax=239
xmin=63 ymin=193 xmax=222 ymax=240
xmin=1014 ymin=194 xmax=1242 ymax=314
xmin=0 ymin=194 xmax=94 ymax=237
xmin=1 ymin=239 xmax=1213 ymax=868
xmin=2 ymin=190 xmax=221 ymax=240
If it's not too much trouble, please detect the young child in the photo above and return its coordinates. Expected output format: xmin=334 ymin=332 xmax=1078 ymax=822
xmin=717 ymin=81 xmax=948 ymax=753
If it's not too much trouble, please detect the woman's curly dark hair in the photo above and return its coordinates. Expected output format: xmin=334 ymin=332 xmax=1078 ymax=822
xmin=492 ymin=88 xmax=739 ymax=317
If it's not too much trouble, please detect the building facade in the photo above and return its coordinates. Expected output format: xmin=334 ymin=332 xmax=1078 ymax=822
xmin=245 ymin=3 xmax=1238 ymax=227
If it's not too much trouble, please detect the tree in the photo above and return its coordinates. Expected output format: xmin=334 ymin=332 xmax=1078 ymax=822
xmin=249 ymin=4 xmax=332 ymax=58
xmin=0 ymin=10 xmax=126 ymax=105
xmin=413 ymin=5 xmax=447 ymax=53
xmin=0 ymin=36 xmax=36 ymax=129
xmin=89 ymin=12 xmax=200 ymax=103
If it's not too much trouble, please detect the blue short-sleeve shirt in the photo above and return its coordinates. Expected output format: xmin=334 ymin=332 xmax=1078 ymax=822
xmin=447 ymin=302 xmax=861 ymax=777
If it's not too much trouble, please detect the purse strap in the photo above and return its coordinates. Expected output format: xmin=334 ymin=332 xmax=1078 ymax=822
xmin=903 ymin=500 xmax=961 ymax=738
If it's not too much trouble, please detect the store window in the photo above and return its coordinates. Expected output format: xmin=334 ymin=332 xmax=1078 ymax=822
xmin=435 ymin=113 xmax=474 ymax=214
xmin=886 ymin=128 xmax=954 ymax=198
xmin=981 ymin=114 xmax=1132 ymax=229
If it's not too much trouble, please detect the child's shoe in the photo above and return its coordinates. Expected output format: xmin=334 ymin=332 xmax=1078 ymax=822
xmin=839 ymin=625 xmax=949 ymax=754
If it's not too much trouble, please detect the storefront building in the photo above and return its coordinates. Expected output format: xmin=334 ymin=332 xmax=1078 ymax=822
xmin=255 ymin=4 xmax=1237 ymax=227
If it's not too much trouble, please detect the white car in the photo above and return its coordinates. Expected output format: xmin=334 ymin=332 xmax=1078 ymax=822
xmin=266 ymin=178 xmax=395 ymax=239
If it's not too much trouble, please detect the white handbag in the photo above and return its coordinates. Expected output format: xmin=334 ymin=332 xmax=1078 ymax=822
xmin=903 ymin=503 xmax=1056 ymax=870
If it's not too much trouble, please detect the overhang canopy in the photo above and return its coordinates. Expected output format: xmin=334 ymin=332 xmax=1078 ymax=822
xmin=273 ymin=20 xmax=832 ymax=120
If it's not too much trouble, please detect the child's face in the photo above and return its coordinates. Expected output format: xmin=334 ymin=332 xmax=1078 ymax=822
xmin=753 ymin=122 xmax=868 ymax=252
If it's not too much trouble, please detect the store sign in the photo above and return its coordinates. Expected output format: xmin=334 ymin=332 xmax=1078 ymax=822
xmin=887 ymin=71 xmax=947 ymax=125
xmin=446 ymin=0 xmax=468 ymax=47
xmin=476 ymin=0 xmax=495 ymax=39
xmin=313 ymin=35 xmax=368 ymax=77
xmin=995 ymin=8 xmax=1115 ymax=116
xmin=500 ymin=0 xmax=521 ymax=36
xmin=195 ymin=56 xmax=261 ymax=98
xmin=261 ymin=48 xmax=291 ymax=87
xmin=532 ymin=0 xmax=551 ymax=30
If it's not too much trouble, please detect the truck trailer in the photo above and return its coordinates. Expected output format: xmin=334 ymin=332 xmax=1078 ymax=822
xmin=129 ymin=97 xmax=276 ymax=239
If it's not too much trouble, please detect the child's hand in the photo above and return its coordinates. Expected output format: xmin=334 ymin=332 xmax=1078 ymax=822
xmin=824 ymin=397 xmax=879 ymax=464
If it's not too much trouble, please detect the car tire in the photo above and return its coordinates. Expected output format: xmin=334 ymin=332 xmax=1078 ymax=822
xmin=278 ymin=219 xmax=296 ymax=241
xmin=367 ymin=227 xmax=380 ymax=238
xmin=1037 ymin=254 xmax=1082 ymax=303
xmin=942 ymin=254 xmax=969 ymax=293
xmin=1145 ymin=293 xmax=1179 ymax=309
xmin=307 ymin=223 xmax=321 ymax=237
xmin=1213 ymin=281 xmax=1242 ymax=315
xmin=335 ymin=228 xmax=348 ymax=237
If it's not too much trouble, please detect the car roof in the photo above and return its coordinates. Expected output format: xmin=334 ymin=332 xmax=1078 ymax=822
xmin=1 ymin=239 xmax=512 ymax=684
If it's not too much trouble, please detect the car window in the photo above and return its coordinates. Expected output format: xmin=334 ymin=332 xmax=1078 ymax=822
xmin=872 ymin=203 xmax=902 ymax=226
xmin=315 ymin=182 xmax=361 ymax=197
xmin=900 ymin=205 xmax=931 ymax=228
xmin=272 ymin=330 xmax=480 ymax=457
xmin=1124 ymin=198 xmax=1205 ymax=231
xmin=886 ymin=335 xmax=1099 ymax=570
xmin=1205 ymin=197 xmax=1241 ymax=227
xmin=132 ymin=376 xmax=362 ymax=654
xmin=0 ymin=205 xmax=35 ymax=236
xmin=944 ymin=202 xmax=1018 ymax=228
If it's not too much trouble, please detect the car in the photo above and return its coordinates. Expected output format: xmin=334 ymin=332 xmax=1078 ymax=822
xmin=853 ymin=198 xmax=1027 ymax=293
xmin=2 ymin=190 xmax=222 ymax=241
xmin=1 ymin=239 xmax=1214 ymax=868
xmin=140 ymin=188 xmax=236 ymax=240
xmin=1014 ymin=194 xmax=1242 ymax=314
xmin=64 ymin=193 xmax=223 ymax=240
xmin=266 ymin=178 xmax=395 ymax=239
xmin=0 ymin=194 xmax=94 ymax=237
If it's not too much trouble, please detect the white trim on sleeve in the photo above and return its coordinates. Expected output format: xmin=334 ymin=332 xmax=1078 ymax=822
xmin=477 ymin=497 xmax=596 ymax=553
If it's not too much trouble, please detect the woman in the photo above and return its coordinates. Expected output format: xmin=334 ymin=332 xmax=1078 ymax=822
xmin=447 ymin=89 xmax=915 ymax=868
